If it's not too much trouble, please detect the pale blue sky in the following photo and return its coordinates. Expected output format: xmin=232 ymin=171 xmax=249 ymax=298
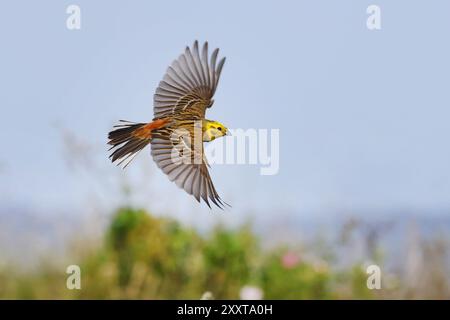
xmin=1 ymin=1 xmax=449 ymax=222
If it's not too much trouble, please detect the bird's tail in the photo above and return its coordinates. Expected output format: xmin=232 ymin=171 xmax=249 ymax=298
xmin=107 ymin=119 xmax=168 ymax=168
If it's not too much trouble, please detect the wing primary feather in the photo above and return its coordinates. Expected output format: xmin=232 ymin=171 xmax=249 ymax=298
xmin=202 ymin=42 xmax=211 ymax=89
xmin=191 ymin=167 xmax=201 ymax=202
xmin=158 ymin=80 xmax=185 ymax=95
xmin=210 ymin=48 xmax=219 ymax=92
xmin=188 ymin=42 xmax=204 ymax=87
xmin=201 ymin=176 xmax=211 ymax=208
xmin=170 ymin=164 xmax=190 ymax=182
xmin=203 ymin=167 xmax=224 ymax=209
xmin=173 ymin=59 xmax=197 ymax=89
xmin=178 ymin=53 xmax=201 ymax=89
xmin=182 ymin=167 xmax=196 ymax=195
xmin=185 ymin=46 xmax=203 ymax=89
xmin=213 ymin=57 xmax=226 ymax=94
xmin=192 ymin=41 xmax=207 ymax=95
xmin=167 ymin=66 xmax=193 ymax=92
xmin=163 ymin=74 xmax=190 ymax=94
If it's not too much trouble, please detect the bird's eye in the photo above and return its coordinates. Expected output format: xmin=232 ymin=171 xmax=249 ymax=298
xmin=217 ymin=127 xmax=222 ymax=131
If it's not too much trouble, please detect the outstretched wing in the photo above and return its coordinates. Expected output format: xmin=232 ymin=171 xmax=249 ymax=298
xmin=150 ymin=126 xmax=228 ymax=209
xmin=153 ymin=41 xmax=226 ymax=120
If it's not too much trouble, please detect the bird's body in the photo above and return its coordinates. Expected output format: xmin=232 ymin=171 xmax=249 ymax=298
xmin=108 ymin=41 xmax=229 ymax=208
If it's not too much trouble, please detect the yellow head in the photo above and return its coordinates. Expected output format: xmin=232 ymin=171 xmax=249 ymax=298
xmin=202 ymin=120 xmax=229 ymax=142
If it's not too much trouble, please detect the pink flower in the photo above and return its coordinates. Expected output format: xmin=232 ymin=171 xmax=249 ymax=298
xmin=281 ymin=252 xmax=300 ymax=269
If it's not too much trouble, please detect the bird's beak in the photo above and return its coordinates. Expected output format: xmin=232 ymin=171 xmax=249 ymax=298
xmin=226 ymin=130 xmax=231 ymax=136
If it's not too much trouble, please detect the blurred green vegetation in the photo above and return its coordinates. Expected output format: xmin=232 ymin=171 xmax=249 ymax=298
xmin=0 ymin=207 xmax=384 ymax=299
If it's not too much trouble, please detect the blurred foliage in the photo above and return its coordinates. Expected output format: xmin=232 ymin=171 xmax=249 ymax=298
xmin=0 ymin=208 xmax=369 ymax=299
xmin=260 ymin=251 xmax=332 ymax=299
xmin=0 ymin=207 xmax=448 ymax=299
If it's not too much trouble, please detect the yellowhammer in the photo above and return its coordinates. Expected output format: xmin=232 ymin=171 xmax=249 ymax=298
xmin=108 ymin=41 xmax=229 ymax=208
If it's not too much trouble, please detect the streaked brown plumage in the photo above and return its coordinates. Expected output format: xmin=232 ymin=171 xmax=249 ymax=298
xmin=108 ymin=41 xmax=229 ymax=209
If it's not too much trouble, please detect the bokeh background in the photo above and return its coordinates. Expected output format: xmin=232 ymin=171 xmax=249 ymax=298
xmin=1 ymin=0 xmax=450 ymax=299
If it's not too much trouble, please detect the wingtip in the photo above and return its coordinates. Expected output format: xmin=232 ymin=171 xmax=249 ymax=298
xmin=204 ymin=198 xmax=212 ymax=209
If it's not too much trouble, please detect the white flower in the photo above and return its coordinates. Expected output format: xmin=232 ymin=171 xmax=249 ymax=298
xmin=239 ymin=285 xmax=263 ymax=300
xmin=201 ymin=291 xmax=214 ymax=300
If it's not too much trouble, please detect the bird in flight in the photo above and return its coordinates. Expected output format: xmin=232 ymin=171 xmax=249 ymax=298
xmin=108 ymin=41 xmax=229 ymax=209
